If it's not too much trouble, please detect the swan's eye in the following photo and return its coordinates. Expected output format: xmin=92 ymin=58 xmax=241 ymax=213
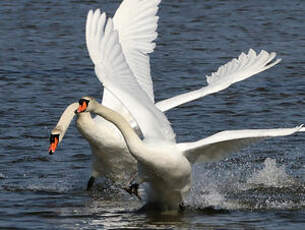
xmin=77 ymin=99 xmax=90 ymax=113
xmin=78 ymin=99 xmax=89 ymax=106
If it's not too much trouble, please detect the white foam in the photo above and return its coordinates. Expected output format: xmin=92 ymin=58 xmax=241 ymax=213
xmin=185 ymin=168 xmax=245 ymax=210
xmin=186 ymin=158 xmax=303 ymax=210
xmin=247 ymin=158 xmax=295 ymax=188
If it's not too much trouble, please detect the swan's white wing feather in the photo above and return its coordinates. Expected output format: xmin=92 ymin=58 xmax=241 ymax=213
xmin=112 ymin=0 xmax=161 ymax=102
xmin=178 ymin=126 xmax=305 ymax=164
xmin=86 ymin=9 xmax=124 ymax=113
xmin=156 ymin=49 xmax=281 ymax=111
xmin=87 ymin=10 xmax=175 ymax=142
xmin=85 ymin=9 xmax=132 ymax=124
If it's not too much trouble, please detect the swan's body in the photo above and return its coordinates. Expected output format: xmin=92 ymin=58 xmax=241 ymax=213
xmin=77 ymin=97 xmax=305 ymax=211
xmin=50 ymin=0 xmax=281 ymax=188
xmin=77 ymin=98 xmax=192 ymax=210
xmin=73 ymin=8 xmax=304 ymax=211
xmin=50 ymin=103 xmax=137 ymax=183
xmin=76 ymin=112 xmax=137 ymax=182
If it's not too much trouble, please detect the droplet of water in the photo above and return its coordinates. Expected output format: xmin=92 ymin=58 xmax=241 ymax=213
xmin=247 ymin=158 xmax=295 ymax=188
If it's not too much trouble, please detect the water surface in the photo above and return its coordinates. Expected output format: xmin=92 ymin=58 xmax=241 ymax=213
xmin=1 ymin=0 xmax=305 ymax=229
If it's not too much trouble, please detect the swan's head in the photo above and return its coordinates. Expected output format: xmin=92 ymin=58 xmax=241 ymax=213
xmin=76 ymin=96 xmax=97 ymax=113
xmin=48 ymin=129 xmax=60 ymax=155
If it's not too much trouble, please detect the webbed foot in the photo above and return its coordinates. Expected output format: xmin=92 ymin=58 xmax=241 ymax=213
xmin=87 ymin=176 xmax=95 ymax=191
xmin=124 ymin=183 xmax=141 ymax=200
xmin=179 ymin=201 xmax=185 ymax=211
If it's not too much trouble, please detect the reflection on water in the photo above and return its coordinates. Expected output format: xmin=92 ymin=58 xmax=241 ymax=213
xmin=1 ymin=0 xmax=305 ymax=229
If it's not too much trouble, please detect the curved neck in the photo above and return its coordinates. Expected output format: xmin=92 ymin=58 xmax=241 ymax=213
xmin=92 ymin=104 xmax=144 ymax=159
xmin=53 ymin=102 xmax=78 ymax=142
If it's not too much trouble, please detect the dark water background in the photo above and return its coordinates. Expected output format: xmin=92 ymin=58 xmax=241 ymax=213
xmin=1 ymin=0 xmax=305 ymax=229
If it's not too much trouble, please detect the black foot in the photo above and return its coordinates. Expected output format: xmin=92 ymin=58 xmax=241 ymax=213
xmin=124 ymin=183 xmax=141 ymax=200
xmin=87 ymin=176 xmax=95 ymax=191
xmin=179 ymin=201 xmax=185 ymax=212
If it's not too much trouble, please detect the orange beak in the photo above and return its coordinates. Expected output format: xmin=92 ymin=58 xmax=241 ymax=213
xmin=49 ymin=135 xmax=59 ymax=155
xmin=77 ymin=101 xmax=87 ymax=113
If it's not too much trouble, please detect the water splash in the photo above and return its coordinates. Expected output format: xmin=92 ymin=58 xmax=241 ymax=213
xmin=0 ymin=173 xmax=5 ymax=179
xmin=187 ymin=158 xmax=305 ymax=210
xmin=186 ymin=185 xmax=244 ymax=210
xmin=247 ymin=158 xmax=295 ymax=188
xmin=185 ymin=167 xmax=245 ymax=210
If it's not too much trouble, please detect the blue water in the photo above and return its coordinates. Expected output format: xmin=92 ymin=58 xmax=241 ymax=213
xmin=1 ymin=0 xmax=305 ymax=229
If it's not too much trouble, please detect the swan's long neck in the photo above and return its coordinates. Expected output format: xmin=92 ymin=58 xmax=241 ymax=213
xmin=92 ymin=104 xmax=145 ymax=160
xmin=53 ymin=103 xmax=78 ymax=142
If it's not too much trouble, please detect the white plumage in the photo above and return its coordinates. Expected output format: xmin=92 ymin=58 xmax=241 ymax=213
xmin=156 ymin=49 xmax=281 ymax=111
xmin=50 ymin=0 xmax=282 ymax=190
xmin=78 ymin=96 xmax=305 ymax=211
xmin=81 ymin=7 xmax=304 ymax=211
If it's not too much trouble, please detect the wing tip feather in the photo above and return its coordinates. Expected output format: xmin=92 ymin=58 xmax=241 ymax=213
xmin=206 ymin=49 xmax=281 ymax=86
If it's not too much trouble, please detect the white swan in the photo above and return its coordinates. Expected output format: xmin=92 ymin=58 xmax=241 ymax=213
xmin=49 ymin=1 xmax=281 ymax=190
xmin=76 ymin=12 xmax=305 ymax=211
xmin=76 ymin=96 xmax=305 ymax=211
xmin=49 ymin=0 xmax=164 ymax=189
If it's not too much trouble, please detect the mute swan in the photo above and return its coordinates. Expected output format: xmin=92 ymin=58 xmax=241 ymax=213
xmin=74 ymin=12 xmax=304 ymax=211
xmin=76 ymin=96 xmax=305 ymax=211
xmin=49 ymin=2 xmax=281 ymax=190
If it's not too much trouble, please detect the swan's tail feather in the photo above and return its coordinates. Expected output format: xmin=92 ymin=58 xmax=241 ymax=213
xmin=156 ymin=49 xmax=281 ymax=112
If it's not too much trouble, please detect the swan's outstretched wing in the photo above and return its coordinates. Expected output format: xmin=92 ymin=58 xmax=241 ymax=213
xmin=113 ymin=0 xmax=161 ymax=102
xmin=87 ymin=0 xmax=160 ymax=102
xmin=156 ymin=49 xmax=281 ymax=112
xmin=86 ymin=10 xmax=175 ymax=142
xmin=87 ymin=2 xmax=160 ymax=125
xmin=178 ymin=126 xmax=305 ymax=164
